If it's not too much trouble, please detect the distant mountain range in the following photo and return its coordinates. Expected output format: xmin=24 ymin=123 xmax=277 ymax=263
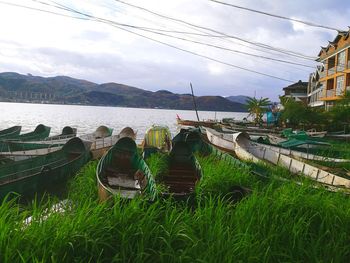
xmin=0 ymin=72 xmax=247 ymax=112
xmin=226 ymin=95 xmax=250 ymax=105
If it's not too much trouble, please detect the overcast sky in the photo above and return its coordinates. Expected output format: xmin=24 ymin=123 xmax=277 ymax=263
xmin=0 ymin=0 xmax=349 ymax=100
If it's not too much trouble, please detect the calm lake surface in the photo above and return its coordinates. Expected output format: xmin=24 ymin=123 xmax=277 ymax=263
xmin=0 ymin=102 xmax=248 ymax=141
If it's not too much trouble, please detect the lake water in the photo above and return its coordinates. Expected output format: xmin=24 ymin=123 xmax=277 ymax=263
xmin=0 ymin=102 xmax=248 ymax=141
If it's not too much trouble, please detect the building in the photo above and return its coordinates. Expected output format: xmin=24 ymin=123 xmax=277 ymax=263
xmin=308 ymin=29 xmax=350 ymax=110
xmin=282 ymin=80 xmax=308 ymax=103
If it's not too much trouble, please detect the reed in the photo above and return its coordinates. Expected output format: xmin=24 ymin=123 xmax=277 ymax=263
xmin=0 ymin=154 xmax=349 ymax=262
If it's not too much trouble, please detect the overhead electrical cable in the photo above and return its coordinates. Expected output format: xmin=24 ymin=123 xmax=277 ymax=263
xmin=129 ymin=27 xmax=315 ymax=68
xmin=44 ymin=1 xmax=314 ymax=68
xmin=29 ymin=0 xmax=316 ymax=62
xmin=114 ymin=0 xmax=316 ymax=60
xmin=0 ymin=0 xmax=88 ymax=20
xmin=209 ymin=0 xmax=342 ymax=32
xmin=31 ymin=0 xmax=296 ymax=82
xmin=38 ymin=0 xmax=314 ymax=69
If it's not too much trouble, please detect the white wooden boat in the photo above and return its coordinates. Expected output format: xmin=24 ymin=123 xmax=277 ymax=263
xmin=205 ymin=128 xmax=350 ymax=189
xmin=306 ymin=129 xmax=327 ymax=138
xmin=88 ymin=127 xmax=137 ymax=159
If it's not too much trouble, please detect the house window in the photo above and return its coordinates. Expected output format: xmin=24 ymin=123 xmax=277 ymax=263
xmin=326 ymin=79 xmax=334 ymax=90
xmin=336 ymin=75 xmax=344 ymax=96
xmin=346 ymin=73 xmax=350 ymax=86
xmin=328 ymin=56 xmax=336 ymax=69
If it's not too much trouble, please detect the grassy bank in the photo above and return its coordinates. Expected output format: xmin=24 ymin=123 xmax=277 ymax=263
xmin=0 ymin=154 xmax=350 ymax=262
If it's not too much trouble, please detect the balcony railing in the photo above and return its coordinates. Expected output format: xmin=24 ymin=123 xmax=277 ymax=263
xmin=347 ymin=86 xmax=350 ymax=93
xmin=319 ymin=71 xmax=326 ymax=78
xmin=348 ymin=61 xmax=350 ymax=69
xmin=328 ymin=67 xmax=336 ymax=75
xmin=326 ymin=89 xmax=334 ymax=97
xmin=290 ymin=92 xmax=307 ymax=97
xmin=337 ymin=65 xmax=345 ymax=72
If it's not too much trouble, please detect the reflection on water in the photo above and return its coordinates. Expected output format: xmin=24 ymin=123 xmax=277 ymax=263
xmin=0 ymin=102 xmax=247 ymax=140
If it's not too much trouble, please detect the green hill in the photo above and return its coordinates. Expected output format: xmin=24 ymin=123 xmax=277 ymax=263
xmin=0 ymin=72 xmax=247 ymax=112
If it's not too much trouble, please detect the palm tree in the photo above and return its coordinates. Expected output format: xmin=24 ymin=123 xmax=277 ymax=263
xmin=246 ymin=97 xmax=271 ymax=125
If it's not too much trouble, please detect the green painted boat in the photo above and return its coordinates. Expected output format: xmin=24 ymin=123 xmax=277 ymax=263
xmin=43 ymin=126 xmax=77 ymax=141
xmin=173 ymin=128 xmax=252 ymax=199
xmin=0 ymin=126 xmax=21 ymax=140
xmin=0 ymin=137 xmax=92 ymax=200
xmin=97 ymin=137 xmax=157 ymax=201
xmin=0 ymin=141 xmax=64 ymax=158
xmin=159 ymin=141 xmax=202 ymax=197
xmin=0 ymin=126 xmax=72 ymax=154
xmin=0 ymin=126 xmax=125 ymax=161
xmin=173 ymin=127 xmax=245 ymax=168
xmin=4 ymin=124 xmax=51 ymax=142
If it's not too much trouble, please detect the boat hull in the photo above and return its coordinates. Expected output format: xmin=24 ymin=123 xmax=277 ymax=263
xmin=206 ymin=128 xmax=350 ymax=189
xmin=0 ymin=126 xmax=21 ymax=140
xmin=0 ymin=138 xmax=91 ymax=200
xmin=96 ymin=135 xmax=157 ymax=201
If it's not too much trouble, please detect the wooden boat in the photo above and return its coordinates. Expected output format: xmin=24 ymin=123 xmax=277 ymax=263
xmin=142 ymin=125 xmax=172 ymax=159
xmin=306 ymin=129 xmax=327 ymax=138
xmin=2 ymin=124 xmax=51 ymax=142
xmin=248 ymin=135 xmax=347 ymax=162
xmin=176 ymin=116 xmax=217 ymax=129
xmin=282 ymin=128 xmax=327 ymax=140
xmin=0 ymin=126 xmax=78 ymax=161
xmin=255 ymin=138 xmax=348 ymax=163
xmin=0 ymin=126 xmax=77 ymax=147
xmin=205 ymin=128 xmax=350 ymax=189
xmin=173 ymin=127 xmax=245 ymax=168
xmin=0 ymin=126 xmax=21 ymax=140
xmin=85 ymin=126 xmax=136 ymax=159
xmin=0 ymin=141 xmax=65 ymax=162
xmin=220 ymin=123 xmax=281 ymax=136
xmin=41 ymin=126 xmax=77 ymax=142
xmin=0 ymin=126 xmax=135 ymax=161
xmin=96 ymin=136 xmax=157 ymax=201
xmin=0 ymin=137 xmax=91 ymax=200
xmin=118 ymin=127 xmax=137 ymax=140
xmin=172 ymin=128 xmax=250 ymax=199
xmin=158 ymin=141 xmax=202 ymax=198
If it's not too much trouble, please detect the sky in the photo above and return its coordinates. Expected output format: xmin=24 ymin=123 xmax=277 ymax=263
xmin=0 ymin=0 xmax=349 ymax=100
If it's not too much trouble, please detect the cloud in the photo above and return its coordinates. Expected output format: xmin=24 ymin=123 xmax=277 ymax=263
xmin=0 ymin=0 xmax=349 ymax=100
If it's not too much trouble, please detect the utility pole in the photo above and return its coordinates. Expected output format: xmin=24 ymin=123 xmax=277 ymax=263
xmin=190 ymin=83 xmax=200 ymax=121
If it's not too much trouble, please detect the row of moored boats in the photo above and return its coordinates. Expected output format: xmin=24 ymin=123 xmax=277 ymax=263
xmin=1 ymin=120 xmax=350 ymax=201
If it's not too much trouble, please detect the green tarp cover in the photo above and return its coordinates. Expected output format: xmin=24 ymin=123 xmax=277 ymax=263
xmin=278 ymin=138 xmax=327 ymax=148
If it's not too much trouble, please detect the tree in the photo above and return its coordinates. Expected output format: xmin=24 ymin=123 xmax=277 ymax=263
xmin=246 ymin=97 xmax=271 ymax=125
xmin=279 ymin=97 xmax=324 ymax=128
xmin=327 ymin=93 xmax=350 ymax=132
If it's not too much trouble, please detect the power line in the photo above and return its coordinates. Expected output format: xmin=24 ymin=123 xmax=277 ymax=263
xmin=37 ymin=0 xmax=314 ymax=70
xmin=30 ymin=0 xmax=316 ymax=62
xmin=133 ymin=27 xmax=315 ymax=68
xmin=0 ymin=0 xmax=88 ymax=20
xmin=111 ymin=25 xmax=296 ymax=83
xmin=35 ymin=0 xmax=296 ymax=82
xmin=114 ymin=0 xmax=316 ymax=60
xmin=0 ymin=0 xmax=300 ymax=82
xmin=209 ymin=0 xmax=343 ymax=32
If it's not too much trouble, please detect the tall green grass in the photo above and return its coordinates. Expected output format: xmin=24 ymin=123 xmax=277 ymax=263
xmin=0 ymin=155 xmax=350 ymax=262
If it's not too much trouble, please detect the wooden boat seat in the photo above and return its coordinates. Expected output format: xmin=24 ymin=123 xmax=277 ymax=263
xmin=104 ymin=166 xmax=140 ymax=190
xmin=166 ymin=184 xmax=195 ymax=193
xmin=163 ymin=168 xmax=198 ymax=193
